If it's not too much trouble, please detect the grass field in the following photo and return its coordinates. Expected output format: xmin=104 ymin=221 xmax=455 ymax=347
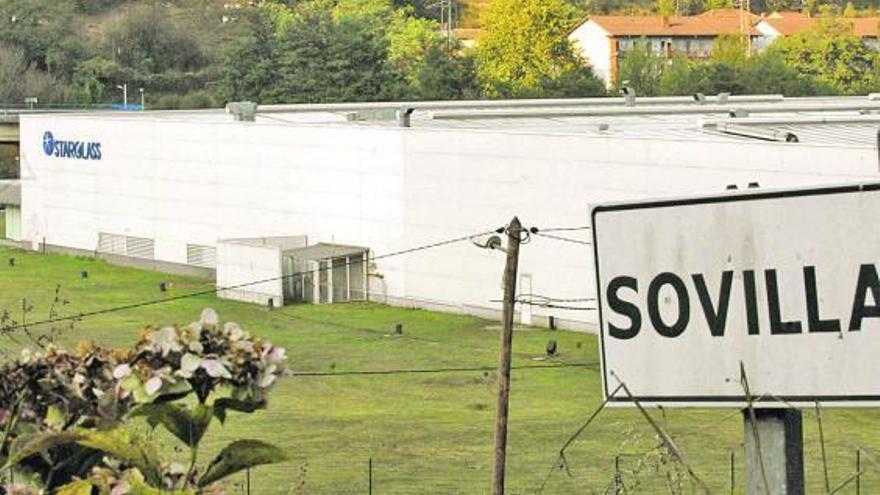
xmin=1 ymin=246 xmax=879 ymax=493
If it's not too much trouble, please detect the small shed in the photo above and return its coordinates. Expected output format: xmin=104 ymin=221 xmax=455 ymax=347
xmin=216 ymin=236 xmax=308 ymax=306
xmin=0 ymin=180 xmax=21 ymax=241
xmin=283 ymin=243 xmax=369 ymax=304
xmin=216 ymin=237 xmax=369 ymax=306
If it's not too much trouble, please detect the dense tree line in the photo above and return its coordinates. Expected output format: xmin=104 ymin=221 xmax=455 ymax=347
xmin=1 ymin=0 xmax=880 ymax=112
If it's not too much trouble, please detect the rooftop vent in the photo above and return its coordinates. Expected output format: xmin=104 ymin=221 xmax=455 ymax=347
xmin=717 ymin=123 xmax=799 ymax=143
xmin=227 ymin=101 xmax=257 ymax=122
xmin=620 ymin=85 xmax=636 ymax=106
xmin=396 ymin=107 xmax=415 ymax=128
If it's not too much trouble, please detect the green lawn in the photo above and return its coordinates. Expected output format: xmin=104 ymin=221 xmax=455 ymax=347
xmin=0 ymin=246 xmax=879 ymax=493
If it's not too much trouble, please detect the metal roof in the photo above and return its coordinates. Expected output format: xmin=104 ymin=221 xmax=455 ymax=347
xmin=21 ymin=95 xmax=880 ymax=148
xmin=288 ymin=243 xmax=368 ymax=261
xmin=0 ymin=180 xmax=20 ymax=206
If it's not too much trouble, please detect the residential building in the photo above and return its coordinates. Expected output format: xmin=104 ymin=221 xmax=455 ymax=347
xmin=569 ymin=9 xmax=759 ymax=86
xmin=755 ymin=11 xmax=880 ymax=49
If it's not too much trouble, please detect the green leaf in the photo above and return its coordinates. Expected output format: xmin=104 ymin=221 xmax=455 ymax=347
xmin=152 ymin=386 xmax=193 ymax=405
xmin=45 ymin=404 xmax=66 ymax=431
xmin=5 ymin=430 xmax=84 ymax=468
xmin=77 ymin=429 xmax=163 ymax=486
xmin=212 ymin=397 xmax=265 ymax=424
xmin=130 ymin=403 xmax=213 ymax=448
xmin=198 ymin=439 xmax=288 ymax=487
xmin=56 ymin=480 xmax=93 ymax=495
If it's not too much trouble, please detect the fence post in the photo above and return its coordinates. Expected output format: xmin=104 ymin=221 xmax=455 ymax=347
xmin=368 ymin=457 xmax=373 ymax=495
xmin=730 ymin=449 xmax=735 ymax=495
xmin=856 ymin=449 xmax=861 ymax=495
xmin=613 ymin=454 xmax=622 ymax=494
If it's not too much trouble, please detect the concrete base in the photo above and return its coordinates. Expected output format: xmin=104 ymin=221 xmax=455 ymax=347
xmin=743 ymin=409 xmax=804 ymax=495
xmin=22 ymin=242 xmax=215 ymax=279
xmin=2 ymin=241 xmax=598 ymax=333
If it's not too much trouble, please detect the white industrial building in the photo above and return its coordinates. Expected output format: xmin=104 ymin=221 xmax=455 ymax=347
xmin=13 ymin=95 xmax=880 ymax=331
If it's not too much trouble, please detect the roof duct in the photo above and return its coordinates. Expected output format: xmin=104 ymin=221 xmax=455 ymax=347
xmin=716 ymin=122 xmax=799 ymax=142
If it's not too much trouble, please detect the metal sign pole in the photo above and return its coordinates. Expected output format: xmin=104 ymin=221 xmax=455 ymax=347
xmin=743 ymin=408 xmax=804 ymax=495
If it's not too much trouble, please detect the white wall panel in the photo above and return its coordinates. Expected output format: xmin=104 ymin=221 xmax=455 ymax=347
xmin=18 ymin=114 xmax=879 ymax=331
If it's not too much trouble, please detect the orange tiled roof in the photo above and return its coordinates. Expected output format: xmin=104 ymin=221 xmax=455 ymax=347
xmin=588 ymin=9 xmax=759 ymax=37
xmin=761 ymin=12 xmax=880 ymax=37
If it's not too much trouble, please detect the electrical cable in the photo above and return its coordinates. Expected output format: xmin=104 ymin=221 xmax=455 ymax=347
xmin=2 ymin=223 xmax=597 ymax=329
xmin=533 ymin=226 xmax=592 ymax=232
xmin=1 ymin=228 xmax=502 ymax=332
xmin=517 ymin=293 xmax=596 ymax=303
xmin=490 ymin=294 xmax=596 ymax=309
xmin=530 ymin=231 xmax=592 ymax=246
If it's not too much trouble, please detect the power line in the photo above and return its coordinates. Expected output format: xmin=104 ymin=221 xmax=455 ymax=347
xmin=490 ymin=294 xmax=597 ymax=311
xmin=290 ymin=362 xmax=598 ymax=377
xmin=517 ymin=293 xmax=596 ymax=303
xmin=518 ymin=302 xmax=597 ymax=311
xmin=532 ymin=226 xmax=591 ymax=232
xmin=2 ymin=228 xmax=502 ymax=332
xmin=530 ymin=231 xmax=592 ymax=246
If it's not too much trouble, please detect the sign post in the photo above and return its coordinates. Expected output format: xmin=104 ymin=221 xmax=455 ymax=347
xmin=591 ymin=183 xmax=880 ymax=493
xmin=743 ymin=409 xmax=804 ymax=495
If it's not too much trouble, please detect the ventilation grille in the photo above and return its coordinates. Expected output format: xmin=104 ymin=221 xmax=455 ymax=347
xmin=187 ymin=244 xmax=217 ymax=268
xmin=97 ymin=233 xmax=125 ymax=255
xmin=125 ymin=236 xmax=155 ymax=260
xmin=98 ymin=233 xmax=155 ymax=260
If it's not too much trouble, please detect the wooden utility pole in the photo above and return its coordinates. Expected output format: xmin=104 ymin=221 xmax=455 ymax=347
xmin=492 ymin=216 xmax=522 ymax=495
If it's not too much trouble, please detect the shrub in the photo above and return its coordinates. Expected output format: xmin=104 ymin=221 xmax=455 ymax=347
xmin=0 ymin=309 xmax=288 ymax=494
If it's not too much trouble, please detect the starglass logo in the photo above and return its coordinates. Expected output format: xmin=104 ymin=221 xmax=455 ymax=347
xmin=42 ymin=131 xmax=102 ymax=161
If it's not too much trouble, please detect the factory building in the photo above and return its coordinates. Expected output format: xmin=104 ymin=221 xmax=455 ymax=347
xmin=15 ymin=95 xmax=880 ymax=331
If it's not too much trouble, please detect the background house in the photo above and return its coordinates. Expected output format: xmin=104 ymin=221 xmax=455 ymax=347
xmin=569 ymin=9 xmax=759 ymax=86
xmin=755 ymin=11 xmax=880 ymax=49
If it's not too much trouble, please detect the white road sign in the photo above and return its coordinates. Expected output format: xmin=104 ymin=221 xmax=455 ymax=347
xmin=592 ymin=183 xmax=880 ymax=407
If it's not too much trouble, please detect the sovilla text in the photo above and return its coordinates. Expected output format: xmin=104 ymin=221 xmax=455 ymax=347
xmin=605 ymin=265 xmax=879 ymax=340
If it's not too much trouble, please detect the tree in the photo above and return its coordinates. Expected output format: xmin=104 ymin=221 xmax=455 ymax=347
xmin=267 ymin=3 xmax=406 ymax=103
xmin=802 ymin=0 xmax=819 ymax=16
xmin=769 ymin=19 xmax=878 ymax=95
xmin=688 ymin=62 xmax=745 ymax=94
xmin=411 ymin=44 xmax=479 ymax=100
xmin=108 ymin=6 xmax=208 ymax=73
xmin=740 ymin=51 xmax=827 ymax=95
xmin=332 ymin=0 xmax=476 ymax=99
xmin=617 ymin=40 xmax=664 ymax=96
xmin=0 ymin=43 xmax=72 ymax=104
xmin=0 ymin=0 xmax=78 ymax=71
xmin=711 ymin=33 xmax=748 ymax=68
xmin=220 ymin=9 xmax=279 ymax=103
xmin=658 ymin=55 xmax=697 ymax=95
xmin=476 ymin=0 xmax=599 ymax=97
xmin=657 ymin=0 xmax=676 ymax=15
xmin=706 ymin=0 xmax=734 ymax=9
xmin=72 ymin=57 xmax=131 ymax=104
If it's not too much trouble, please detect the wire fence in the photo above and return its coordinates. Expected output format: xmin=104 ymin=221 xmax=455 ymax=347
xmin=207 ymin=404 xmax=880 ymax=494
